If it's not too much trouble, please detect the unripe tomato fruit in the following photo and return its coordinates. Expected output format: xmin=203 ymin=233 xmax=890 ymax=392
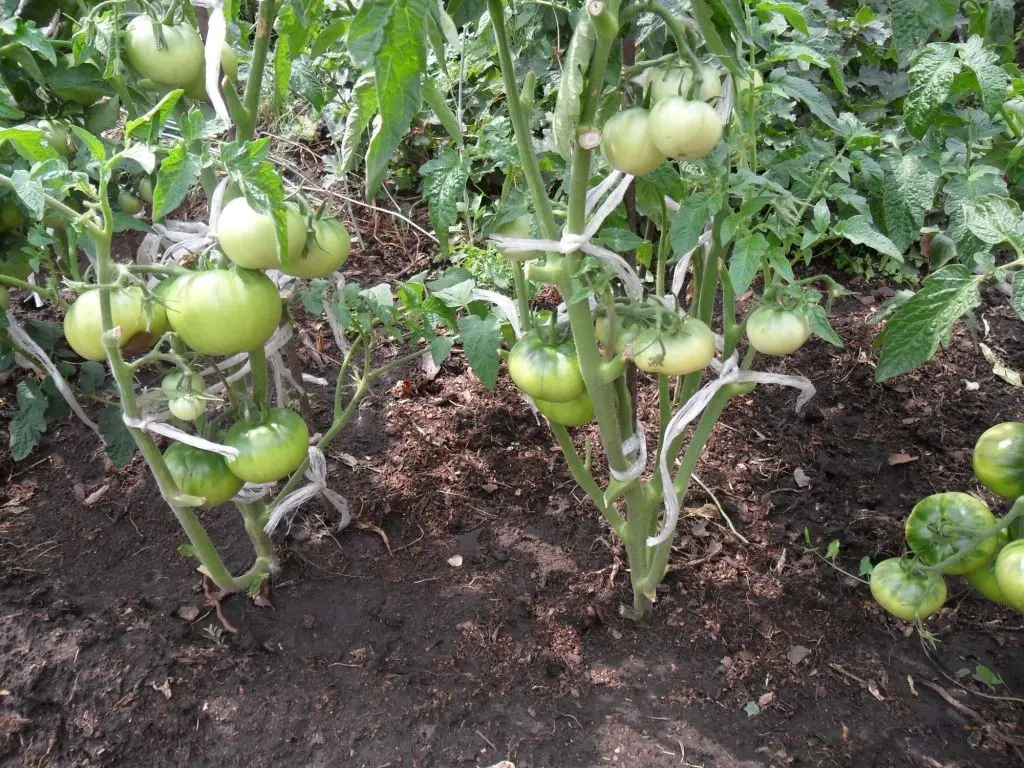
xmin=137 ymin=176 xmax=154 ymax=204
xmin=905 ymin=492 xmax=999 ymax=575
xmin=600 ymin=108 xmax=665 ymax=177
xmin=162 ymin=371 xmax=206 ymax=421
xmin=495 ymin=215 xmax=536 ymax=261
xmin=869 ymin=557 xmax=947 ymax=621
xmin=650 ymin=64 xmax=721 ymax=103
xmin=745 ymin=307 xmax=811 ymax=356
xmin=118 ymin=190 xmax=143 ymax=215
xmin=965 ymin=533 xmax=1012 ymax=607
xmin=632 ymin=318 xmax=715 ymax=376
xmin=120 ymin=279 xmax=172 ymax=355
xmin=508 ymin=332 xmax=586 ymax=403
xmin=648 ymin=98 xmax=722 ymax=160
xmin=535 ymin=392 xmax=594 ymax=427
xmin=0 ymin=203 xmax=24 ymax=231
xmin=595 ymin=313 xmax=642 ymax=354
xmin=224 ymin=408 xmax=310 ymax=483
xmin=163 ymin=442 xmax=243 ymax=507
xmin=995 ymin=540 xmax=1024 ymax=611
xmin=283 ymin=219 xmax=350 ymax=278
xmin=37 ymin=120 xmax=76 ymax=159
xmin=972 ymin=422 xmax=1024 ymax=500
xmin=124 ymin=16 xmax=205 ymax=87
xmin=64 ymin=287 xmax=158 ymax=361
xmin=217 ymin=197 xmax=306 ymax=270
xmin=165 ymin=268 xmax=282 ymax=356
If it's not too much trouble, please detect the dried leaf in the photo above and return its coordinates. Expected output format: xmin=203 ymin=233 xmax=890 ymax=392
xmin=176 ymin=606 xmax=200 ymax=622
xmin=980 ymin=343 xmax=1022 ymax=387
xmin=887 ymin=453 xmax=919 ymax=466
xmin=83 ymin=484 xmax=110 ymax=506
xmin=758 ymin=691 xmax=775 ymax=708
xmin=793 ymin=467 xmax=811 ymax=488
xmin=786 ymin=645 xmax=811 ymax=666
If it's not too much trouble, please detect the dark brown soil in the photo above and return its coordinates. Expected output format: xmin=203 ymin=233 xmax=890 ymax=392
xmin=1 ymin=254 xmax=1023 ymax=767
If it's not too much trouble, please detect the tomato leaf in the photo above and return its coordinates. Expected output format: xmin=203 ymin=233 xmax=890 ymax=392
xmin=776 ymin=75 xmax=840 ymax=131
xmin=1011 ymin=272 xmax=1024 ymax=324
xmin=99 ymin=406 xmax=136 ymax=467
xmin=338 ymin=72 xmax=377 ymax=174
xmin=10 ymin=170 xmax=44 ymax=220
xmin=881 ymin=155 xmax=939 ymax=254
xmin=859 ymin=556 xmax=874 ymax=576
xmin=420 ymin=150 xmax=470 ymax=261
xmin=124 ymin=89 xmax=184 ymax=143
xmin=890 ymin=0 xmax=959 ymax=67
xmin=904 ymin=43 xmax=961 ymax=139
xmin=834 ymin=216 xmax=903 ymax=261
xmin=755 ymin=1 xmax=808 ymax=34
xmin=0 ymin=126 xmax=60 ymax=163
xmin=69 ymin=126 xmax=106 ymax=162
xmin=875 ymin=265 xmax=981 ymax=381
xmin=729 ymin=233 xmax=764 ymax=295
xmin=955 ymin=36 xmax=1008 ymax=116
xmin=806 ymin=304 xmax=842 ymax=348
xmin=458 ymin=313 xmax=501 ymax=390
xmin=152 ymin=143 xmax=201 ymax=222
xmin=963 ymin=195 xmax=1024 ymax=250
xmin=9 ymin=379 xmax=48 ymax=461
xmin=670 ymin=192 xmax=719 ymax=257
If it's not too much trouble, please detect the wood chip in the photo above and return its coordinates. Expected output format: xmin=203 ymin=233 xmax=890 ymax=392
xmin=888 ymin=453 xmax=918 ymax=466
xmin=786 ymin=645 xmax=811 ymax=666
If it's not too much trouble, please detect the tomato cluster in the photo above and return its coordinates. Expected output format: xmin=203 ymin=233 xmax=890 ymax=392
xmin=870 ymin=422 xmax=1024 ymax=622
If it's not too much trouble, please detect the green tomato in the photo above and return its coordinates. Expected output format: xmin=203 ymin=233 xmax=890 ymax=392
xmin=650 ymin=64 xmax=721 ymax=103
xmin=870 ymin=557 xmax=947 ymax=622
xmin=632 ymin=318 xmax=715 ymax=376
xmin=745 ymin=306 xmax=812 ymax=356
xmin=495 ymin=215 xmax=536 ymax=261
xmin=163 ymin=442 xmax=243 ymax=507
xmin=905 ymin=492 xmax=999 ymax=575
xmin=283 ymin=219 xmax=350 ymax=278
xmin=137 ymin=176 xmax=154 ymax=204
xmin=120 ymin=279 xmax=172 ymax=355
xmin=0 ymin=285 xmax=8 ymax=311
xmin=37 ymin=119 xmax=76 ymax=159
xmin=63 ymin=287 xmax=148 ymax=361
xmin=507 ymin=332 xmax=586 ymax=403
xmin=118 ymin=189 xmax=143 ymax=215
xmin=183 ymin=45 xmax=239 ymax=99
xmin=0 ymin=202 xmax=25 ymax=232
xmin=965 ymin=533 xmax=1012 ymax=607
xmin=162 ymin=370 xmax=206 ymax=421
xmin=169 ymin=394 xmax=206 ymax=421
xmin=535 ymin=392 xmax=594 ymax=427
xmin=595 ymin=313 xmax=642 ymax=354
xmin=217 ymin=197 xmax=306 ymax=270
xmin=972 ymin=422 xmax=1024 ymax=500
xmin=648 ymin=98 xmax=722 ymax=160
xmin=124 ymin=16 xmax=205 ymax=87
xmin=600 ymin=108 xmax=665 ymax=177
xmin=995 ymin=540 xmax=1024 ymax=611
xmin=166 ymin=268 xmax=282 ymax=356
xmin=224 ymin=408 xmax=310 ymax=483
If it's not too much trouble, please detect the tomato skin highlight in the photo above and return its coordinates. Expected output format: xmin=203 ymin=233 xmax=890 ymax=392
xmin=508 ymin=333 xmax=586 ymax=403
xmin=163 ymin=442 xmax=243 ymax=507
xmin=217 ymin=197 xmax=306 ymax=271
xmin=535 ymin=392 xmax=594 ymax=426
xmin=870 ymin=557 xmax=947 ymax=621
xmin=600 ymin=108 xmax=665 ymax=177
xmin=631 ymin=318 xmax=715 ymax=376
xmin=64 ymin=287 xmax=149 ymax=361
xmin=904 ymin=492 xmax=999 ymax=575
xmin=745 ymin=307 xmax=811 ymax=356
xmin=223 ymin=408 xmax=310 ymax=483
xmin=124 ymin=17 xmax=205 ymax=87
xmin=972 ymin=422 xmax=1024 ymax=500
xmin=648 ymin=98 xmax=722 ymax=160
xmin=995 ymin=540 xmax=1024 ymax=611
xmin=165 ymin=269 xmax=282 ymax=356
xmin=283 ymin=219 xmax=351 ymax=278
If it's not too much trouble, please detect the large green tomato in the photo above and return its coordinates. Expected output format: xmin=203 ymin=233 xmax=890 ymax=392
xmin=905 ymin=492 xmax=999 ymax=575
xmin=745 ymin=306 xmax=811 ymax=356
xmin=217 ymin=197 xmax=306 ymax=270
xmin=632 ymin=318 xmax=715 ymax=376
xmin=63 ymin=287 xmax=151 ymax=361
xmin=966 ymin=534 xmax=1012 ymax=607
xmin=972 ymin=422 xmax=1024 ymax=500
xmin=283 ymin=219 xmax=350 ymax=278
xmin=163 ymin=442 xmax=243 ymax=507
xmin=650 ymin=64 xmax=721 ymax=103
xmin=124 ymin=16 xmax=204 ymax=87
xmin=118 ymin=189 xmax=143 ymax=215
xmin=600 ymin=108 xmax=665 ymax=177
xmin=224 ymin=408 xmax=310 ymax=483
xmin=535 ymin=392 xmax=594 ymax=427
xmin=870 ymin=557 xmax=947 ymax=621
xmin=508 ymin=332 xmax=586 ymax=403
xmin=648 ymin=98 xmax=722 ymax=160
xmin=166 ymin=268 xmax=282 ymax=356
xmin=37 ymin=120 xmax=76 ymax=159
xmin=161 ymin=371 xmax=206 ymax=421
xmin=495 ymin=215 xmax=536 ymax=261
xmin=995 ymin=540 xmax=1024 ymax=611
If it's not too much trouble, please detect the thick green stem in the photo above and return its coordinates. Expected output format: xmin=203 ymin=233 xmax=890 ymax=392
xmin=238 ymin=0 xmax=277 ymax=141
xmin=239 ymin=500 xmax=275 ymax=564
xmin=550 ymin=423 xmax=625 ymax=534
xmin=510 ymin=261 xmax=533 ymax=333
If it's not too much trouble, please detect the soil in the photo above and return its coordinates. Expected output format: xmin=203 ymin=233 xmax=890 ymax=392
xmin=1 ymin=234 xmax=1023 ymax=767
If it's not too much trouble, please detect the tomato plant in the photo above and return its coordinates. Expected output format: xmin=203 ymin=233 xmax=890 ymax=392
xmin=972 ymin=422 xmax=1024 ymax=500
xmin=905 ymin=492 xmax=999 ymax=575
xmin=507 ymin=331 xmax=586 ymax=403
xmin=746 ymin=307 xmax=811 ymax=357
xmin=870 ymin=558 xmax=948 ymax=621
xmin=224 ymin=408 xmax=310 ymax=484
xmin=163 ymin=443 xmax=243 ymax=508
xmin=601 ymin=108 xmax=664 ymax=177
xmin=217 ymin=198 xmax=306 ymax=271
xmin=166 ymin=269 xmax=283 ymax=356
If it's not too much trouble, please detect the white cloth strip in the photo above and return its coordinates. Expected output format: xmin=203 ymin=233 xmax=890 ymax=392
xmin=123 ymin=414 xmax=239 ymax=458
xmin=610 ymin=419 xmax=647 ymax=483
xmin=204 ymin=4 xmax=231 ymax=125
xmin=471 ymin=288 xmax=522 ymax=339
xmin=264 ymin=446 xmax=351 ymax=535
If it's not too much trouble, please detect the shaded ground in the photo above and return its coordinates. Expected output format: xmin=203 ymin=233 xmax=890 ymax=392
xmin=1 ymin=240 xmax=1023 ymax=766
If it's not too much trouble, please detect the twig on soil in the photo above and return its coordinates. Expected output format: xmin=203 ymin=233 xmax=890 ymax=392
xmin=690 ymin=472 xmax=749 ymax=545
xmin=203 ymin=579 xmax=238 ymax=634
xmin=919 ymin=634 xmax=1024 ymax=705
